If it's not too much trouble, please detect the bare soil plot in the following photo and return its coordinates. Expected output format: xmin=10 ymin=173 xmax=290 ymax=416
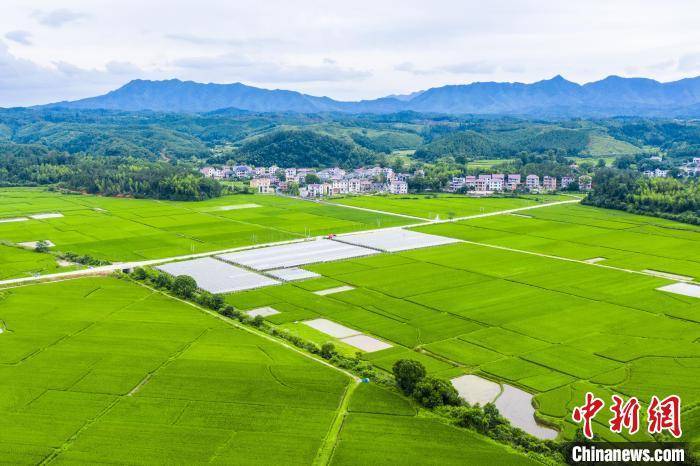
xmin=339 ymin=334 xmax=392 ymax=352
xmin=314 ymin=285 xmax=355 ymax=296
xmin=217 ymin=203 xmax=261 ymax=211
xmin=156 ymin=257 xmax=279 ymax=293
xmin=302 ymin=318 xmax=361 ymax=338
xmin=337 ymin=229 xmax=460 ymax=252
xmin=28 ymin=213 xmax=64 ymax=219
xmin=266 ymin=267 xmax=320 ymax=281
xmin=18 ymin=240 xmax=55 ymax=249
xmin=218 ymin=239 xmax=376 ymax=270
xmin=0 ymin=217 xmax=28 ymax=223
xmin=657 ymin=282 xmax=700 ymax=298
xmin=246 ymin=306 xmax=280 ymax=317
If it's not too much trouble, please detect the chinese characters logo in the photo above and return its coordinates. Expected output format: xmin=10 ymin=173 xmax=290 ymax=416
xmin=572 ymin=392 xmax=681 ymax=439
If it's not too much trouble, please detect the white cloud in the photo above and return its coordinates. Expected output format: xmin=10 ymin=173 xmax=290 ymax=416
xmin=4 ymin=30 xmax=32 ymax=45
xmin=32 ymin=8 xmax=87 ymax=28
xmin=678 ymin=53 xmax=700 ymax=72
xmin=170 ymin=53 xmax=370 ymax=83
xmin=1 ymin=0 xmax=700 ymax=105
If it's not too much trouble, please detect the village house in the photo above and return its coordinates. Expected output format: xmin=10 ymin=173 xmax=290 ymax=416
xmin=579 ymin=175 xmax=592 ymax=191
xmin=526 ymin=174 xmax=540 ymax=190
xmin=389 ymin=180 xmax=408 ymax=194
xmin=561 ymin=176 xmax=575 ymax=189
xmin=542 ymin=176 xmax=557 ymax=191
xmin=250 ymin=177 xmax=273 ymax=194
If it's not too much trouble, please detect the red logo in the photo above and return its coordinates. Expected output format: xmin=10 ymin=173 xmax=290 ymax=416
xmin=572 ymin=392 xmax=605 ymax=439
xmin=572 ymin=393 xmax=681 ymax=439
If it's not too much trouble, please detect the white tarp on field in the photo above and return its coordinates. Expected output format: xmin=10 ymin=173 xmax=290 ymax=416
xmin=0 ymin=217 xmax=28 ymax=223
xmin=314 ymin=286 xmax=355 ymax=296
xmin=156 ymin=257 xmax=279 ymax=294
xmin=217 ymin=239 xmax=376 ymax=271
xmin=247 ymin=307 xmax=280 ymax=318
xmin=29 ymin=213 xmax=64 ymax=219
xmin=657 ymin=282 xmax=700 ymax=298
xmin=339 ymin=334 xmax=392 ymax=352
xmin=337 ymin=229 xmax=459 ymax=252
xmin=266 ymin=267 xmax=320 ymax=281
xmin=303 ymin=318 xmax=361 ymax=338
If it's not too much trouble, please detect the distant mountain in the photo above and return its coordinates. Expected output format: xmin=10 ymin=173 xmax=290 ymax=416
xmin=40 ymin=75 xmax=700 ymax=117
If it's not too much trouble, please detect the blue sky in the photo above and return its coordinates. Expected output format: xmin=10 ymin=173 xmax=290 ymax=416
xmin=2 ymin=0 xmax=700 ymax=106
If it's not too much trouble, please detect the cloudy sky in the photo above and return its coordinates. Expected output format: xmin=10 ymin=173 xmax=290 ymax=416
xmin=2 ymin=0 xmax=700 ymax=107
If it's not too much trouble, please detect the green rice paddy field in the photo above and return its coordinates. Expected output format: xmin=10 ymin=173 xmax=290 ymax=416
xmin=416 ymin=203 xmax=700 ymax=280
xmin=0 ymin=188 xmax=411 ymax=280
xmin=224 ymin=232 xmax=700 ymax=444
xmin=330 ymin=193 xmax=572 ymax=220
xmin=0 ymin=277 xmax=534 ymax=465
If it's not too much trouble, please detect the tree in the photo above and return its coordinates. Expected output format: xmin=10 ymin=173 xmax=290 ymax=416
xmin=392 ymin=359 xmax=427 ymax=395
xmin=320 ymin=342 xmax=336 ymax=359
xmin=305 ymin=173 xmax=321 ymax=185
xmin=412 ymin=376 xmax=462 ymax=408
xmin=211 ymin=294 xmax=225 ymax=310
xmin=596 ymin=158 xmax=607 ymax=168
xmin=172 ymin=275 xmax=197 ymax=298
xmin=153 ymin=272 xmax=172 ymax=289
xmin=34 ymin=240 xmax=50 ymax=253
xmin=131 ymin=267 xmax=147 ymax=280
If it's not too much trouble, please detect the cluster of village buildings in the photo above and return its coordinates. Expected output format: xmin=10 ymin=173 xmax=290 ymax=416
xmin=200 ymin=165 xmax=410 ymax=197
xmin=201 ymin=163 xmax=594 ymax=196
xmin=447 ymin=173 xmax=592 ymax=193
xmin=680 ymin=157 xmax=700 ymax=177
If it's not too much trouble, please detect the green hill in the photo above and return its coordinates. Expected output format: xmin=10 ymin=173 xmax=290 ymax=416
xmin=235 ymin=129 xmax=376 ymax=168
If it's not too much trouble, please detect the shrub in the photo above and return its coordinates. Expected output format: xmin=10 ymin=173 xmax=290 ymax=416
xmin=392 ymin=359 xmax=427 ymax=395
xmin=412 ymin=376 xmax=462 ymax=408
xmin=152 ymin=272 xmax=172 ymax=289
xmin=320 ymin=342 xmax=336 ymax=359
xmin=34 ymin=240 xmax=50 ymax=253
xmin=171 ymin=275 xmax=197 ymax=298
xmin=132 ymin=267 xmax=147 ymax=280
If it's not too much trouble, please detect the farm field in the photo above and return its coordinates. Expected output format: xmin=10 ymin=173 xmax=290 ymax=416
xmin=0 ymin=276 xmax=535 ymax=465
xmin=0 ymin=188 xmax=411 ymax=280
xmin=415 ymin=203 xmax=700 ymax=280
xmin=222 ymin=236 xmax=700 ymax=442
xmin=329 ymin=193 xmax=571 ymax=220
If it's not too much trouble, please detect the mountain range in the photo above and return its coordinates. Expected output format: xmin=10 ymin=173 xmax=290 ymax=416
xmin=40 ymin=75 xmax=700 ymax=117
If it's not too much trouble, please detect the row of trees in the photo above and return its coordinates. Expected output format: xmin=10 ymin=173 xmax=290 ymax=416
xmin=127 ymin=267 xmax=567 ymax=462
xmin=392 ymin=359 xmax=562 ymax=459
xmin=584 ymin=168 xmax=700 ymax=224
xmin=0 ymin=147 xmax=224 ymax=201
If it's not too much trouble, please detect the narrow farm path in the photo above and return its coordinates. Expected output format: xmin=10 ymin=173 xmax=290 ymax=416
xmin=313 ymin=380 xmax=360 ymax=466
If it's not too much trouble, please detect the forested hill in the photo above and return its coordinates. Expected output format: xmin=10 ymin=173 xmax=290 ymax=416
xmin=4 ymin=108 xmax=700 ymax=168
xmin=234 ymin=130 xmax=376 ymax=168
xmin=39 ymin=75 xmax=700 ymax=117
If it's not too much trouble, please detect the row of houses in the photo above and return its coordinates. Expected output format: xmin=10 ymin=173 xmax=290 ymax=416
xmin=680 ymin=158 xmax=700 ymax=177
xmin=449 ymin=173 xmax=592 ymax=193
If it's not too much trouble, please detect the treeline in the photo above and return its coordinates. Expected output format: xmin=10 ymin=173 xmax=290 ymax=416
xmin=584 ymin=168 xmax=700 ymax=224
xmin=0 ymin=146 xmax=223 ymax=201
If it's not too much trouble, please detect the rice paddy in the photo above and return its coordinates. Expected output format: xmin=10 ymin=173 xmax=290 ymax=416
xmin=330 ymin=193 xmax=571 ymax=220
xmin=0 ymin=276 xmax=535 ymax=464
xmin=0 ymin=188 xmax=411 ymax=280
xmin=222 ymin=228 xmax=700 ymax=442
xmin=3 ymin=188 xmax=699 ymax=459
